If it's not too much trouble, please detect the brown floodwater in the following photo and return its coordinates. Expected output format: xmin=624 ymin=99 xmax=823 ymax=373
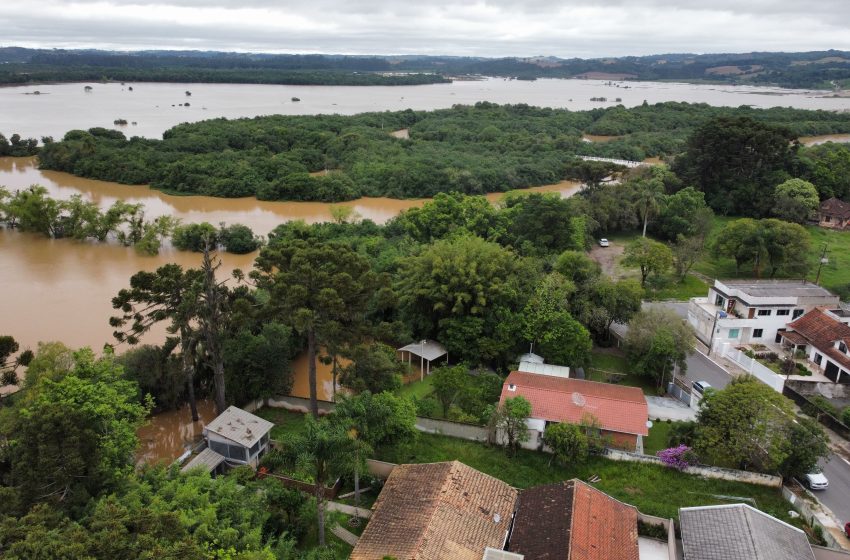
xmin=0 ymin=157 xmax=581 ymax=354
xmin=799 ymin=133 xmax=850 ymax=146
xmin=136 ymin=399 xmax=217 ymax=465
xmin=0 ymin=157 xmax=581 ymax=235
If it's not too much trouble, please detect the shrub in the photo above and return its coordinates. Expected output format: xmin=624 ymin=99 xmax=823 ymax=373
xmin=219 ymin=223 xmax=262 ymax=254
xmin=666 ymin=421 xmax=697 ymax=447
xmin=413 ymin=396 xmax=439 ymax=418
xmin=842 ymin=407 xmax=850 ymax=427
xmin=542 ymin=423 xmax=589 ymax=467
xmin=656 ymin=445 xmax=699 ymax=470
xmin=795 ymin=362 xmax=812 ymax=376
xmin=171 ymin=222 xmax=218 ymax=252
xmin=637 ymin=520 xmax=668 ymax=540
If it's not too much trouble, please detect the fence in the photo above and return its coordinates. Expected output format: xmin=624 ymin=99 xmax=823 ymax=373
xmin=716 ymin=343 xmax=785 ymax=393
xmin=602 ymin=448 xmax=782 ymax=488
xmin=782 ymin=486 xmax=847 ymax=551
xmin=366 ymin=459 xmax=397 ymax=479
xmin=783 ymin=385 xmax=850 ymax=441
xmin=260 ymin=471 xmax=343 ymax=499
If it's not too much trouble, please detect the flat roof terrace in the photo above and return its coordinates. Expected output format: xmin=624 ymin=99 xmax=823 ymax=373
xmin=717 ymin=280 xmax=836 ymax=299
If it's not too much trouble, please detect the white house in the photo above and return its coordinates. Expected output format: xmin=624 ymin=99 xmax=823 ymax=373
xmin=200 ymin=406 xmax=273 ymax=469
xmin=688 ymin=280 xmax=840 ymax=348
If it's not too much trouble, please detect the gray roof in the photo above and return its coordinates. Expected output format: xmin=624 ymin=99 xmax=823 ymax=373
xmin=680 ymin=504 xmax=815 ymax=560
xmin=719 ymin=279 xmax=836 ymax=299
xmin=398 ymin=339 xmax=447 ymax=361
xmin=181 ymin=447 xmax=225 ymax=473
xmin=204 ymin=406 xmax=274 ymax=448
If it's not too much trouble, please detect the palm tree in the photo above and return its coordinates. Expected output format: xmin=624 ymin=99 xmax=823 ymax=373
xmin=635 ymin=177 xmax=666 ymax=237
xmin=292 ymin=417 xmax=354 ymax=547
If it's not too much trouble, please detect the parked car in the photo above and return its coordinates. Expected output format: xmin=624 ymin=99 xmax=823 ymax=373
xmin=598 ymin=238 xmax=610 ymax=247
xmin=844 ymin=522 xmax=850 ymax=538
xmin=692 ymin=380 xmax=712 ymax=395
xmin=804 ymin=471 xmax=829 ymax=490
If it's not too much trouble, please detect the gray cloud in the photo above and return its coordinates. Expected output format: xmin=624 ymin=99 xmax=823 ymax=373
xmin=1 ymin=1 xmax=849 ymax=57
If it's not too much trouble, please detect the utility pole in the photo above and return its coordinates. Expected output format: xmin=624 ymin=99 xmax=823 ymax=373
xmin=815 ymin=243 xmax=829 ymax=285
xmin=707 ymin=310 xmax=721 ymax=357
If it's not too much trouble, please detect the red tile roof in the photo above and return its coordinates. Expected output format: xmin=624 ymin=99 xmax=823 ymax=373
xmin=787 ymin=308 xmax=850 ymax=371
xmin=820 ymin=198 xmax=850 ymax=220
xmin=571 ymin=480 xmax=640 ymax=560
xmin=350 ymin=461 xmax=518 ymax=560
xmin=499 ymin=371 xmax=648 ymax=436
xmin=508 ymin=480 xmax=639 ymax=560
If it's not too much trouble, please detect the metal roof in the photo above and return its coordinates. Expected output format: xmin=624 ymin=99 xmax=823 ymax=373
xmin=398 ymin=339 xmax=448 ymax=361
xmin=679 ymin=504 xmax=815 ymax=560
xmin=181 ymin=447 xmax=226 ymax=473
xmin=203 ymin=406 xmax=274 ymax=448
xmin=517 ymin=361 xmax=571 ymax=378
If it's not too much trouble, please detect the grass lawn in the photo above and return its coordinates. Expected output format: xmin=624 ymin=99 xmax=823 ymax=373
xmin=691 ymin=216 xmax=850 ymax=293
xmin=256 ymin=407 xmax=310 ymax=441
xmin=647 ymin=274 xmax=710 ymax=301
xmin=377 ymin=432 xmax=800 ymax=526
xmin=396 ymin=376 xmax=434 ymax=400
xmin=587 ymin=350 xmax=657 ymax=395
xmin=643 ymin=421 xmax=676 ymax=455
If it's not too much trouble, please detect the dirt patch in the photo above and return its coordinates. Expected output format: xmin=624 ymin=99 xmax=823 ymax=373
xmin=589 ymin=242 xmax=625 ymax=279
xmin=390 ymin=128 xmax=409 ymax=139
xmin=623 ymin=486 xmax=644 ymax=496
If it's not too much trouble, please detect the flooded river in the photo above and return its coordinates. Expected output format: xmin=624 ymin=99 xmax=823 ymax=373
xmin=136 ymin=399 xmax=217 ymax=465
xmin=2 ymin=78 xmax=848 ymax=141
xmin=0 ymin=157 xmax=581 ymax=352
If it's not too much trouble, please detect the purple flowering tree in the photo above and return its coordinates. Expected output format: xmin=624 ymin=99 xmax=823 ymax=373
xmin=656 ymin=445 xmax=698 ymax=470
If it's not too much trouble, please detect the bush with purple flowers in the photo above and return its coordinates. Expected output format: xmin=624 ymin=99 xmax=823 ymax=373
xmin=656 ymin=445 xmax=698 ymax=470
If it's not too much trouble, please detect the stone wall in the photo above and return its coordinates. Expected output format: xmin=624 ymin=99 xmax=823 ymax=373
xmin=603 ymin=448 xmax=782 ymax=488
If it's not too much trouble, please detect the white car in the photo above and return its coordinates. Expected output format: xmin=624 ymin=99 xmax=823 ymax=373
xmin=804 ymin=471 xmax=829 ymax=490
xmin=598 ymin=238 xmax=610 ymax=247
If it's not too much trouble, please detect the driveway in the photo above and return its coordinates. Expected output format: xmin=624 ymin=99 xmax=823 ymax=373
xmin=646 ymin=396 xmax=697 ymax=422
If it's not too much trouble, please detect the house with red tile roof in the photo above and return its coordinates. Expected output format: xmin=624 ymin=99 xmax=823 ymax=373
xmin=508 ymin=479 xmax=641 ymax=560
xmin=818 ymin=197 xmax=850 ymax=230
xmin=498 ymin=371 xmax=649 ymax=452
xmin=780 ymin=308 xmax=850 ymax=383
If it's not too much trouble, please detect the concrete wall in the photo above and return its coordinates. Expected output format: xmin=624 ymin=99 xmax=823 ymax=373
xmin=716 ymin=342 xmax=785 ymax=393
xmin=366 ymin=459 xmax=397 ymax=479
xmin=783 ymin=486 xmax=847 ymax=551
xmin=415 ymin=416 xmax=489 ymax=442
xmin=603 ymin=448 xmax=782 ymax=488
xmin=637 ymin=513 xmax=678 ymax=560
xmin=265 ymin=395 xmax=336 ymax=415
xmin=813 ymin=545 xmax=850 ymax=560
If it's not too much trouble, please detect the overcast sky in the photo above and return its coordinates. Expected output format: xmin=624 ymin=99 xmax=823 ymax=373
xmin=2 ymin=1 xmax=850 ymax=58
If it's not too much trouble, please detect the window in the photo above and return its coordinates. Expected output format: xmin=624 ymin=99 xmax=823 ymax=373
xmin=793 ymin=309 xmax=804 ymax=319
xmin=753 ymin=329 xmax=763 ymax=338
xmin=840 ymin=342 xmax=848 ymax=354
xmin=757 ymin=309 xmax=771 ymax=316
xmin=715 ymin=294 xmax=725 ymax=307
xmin=777 ymin=309 xmax=790 ymax=316
xmin=728 ymin=328 xmax=740 ymax=339
xmin=815 ymin=353 xmax=823 ymax=365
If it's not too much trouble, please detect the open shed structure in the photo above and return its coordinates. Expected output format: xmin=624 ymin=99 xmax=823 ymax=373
xmin=398 ymin=339 xmax=448 ymax=381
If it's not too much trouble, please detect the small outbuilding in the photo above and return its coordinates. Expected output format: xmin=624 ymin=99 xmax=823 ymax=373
xmin=202 ymin=406 xmax=273 ymax=468
xmin=818 ymin=197 xmax=850 ymax=230
xmin=398 ymin=339 xmax=448 ymax=381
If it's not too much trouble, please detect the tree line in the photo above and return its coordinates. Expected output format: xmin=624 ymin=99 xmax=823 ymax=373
xmin=0 ymin=185 xmax=261 ymax=255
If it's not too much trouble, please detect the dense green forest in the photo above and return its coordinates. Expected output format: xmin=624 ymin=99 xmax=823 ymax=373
xmin=3 ymin=48 xmax=850 ymax=88
xmin=37 ymin=102 xmax=850 ymax=205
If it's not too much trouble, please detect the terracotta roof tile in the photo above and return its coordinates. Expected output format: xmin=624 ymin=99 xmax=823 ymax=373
xmin=350 ymin=461 xmax=518 ymax=560
xmin=787 ymin=308 xmax=850 ymax=370
xmin=508 ymin=480 xmax=639 ymax=560
xmin=820 ymin=198 xmax=850 ymax=220
xmin=499 ymin=372 xmax=648 ymax=436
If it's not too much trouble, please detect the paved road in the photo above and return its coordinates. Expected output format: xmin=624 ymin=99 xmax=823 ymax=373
xmin=819 ymin=454 xmax=850 ymax=526
xmin=648 ymin=302 xmax=850 ymax=528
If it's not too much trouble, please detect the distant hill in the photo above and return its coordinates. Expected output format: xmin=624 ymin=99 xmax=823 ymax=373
xmin=1 ymin=47 xmax=849 ymax=89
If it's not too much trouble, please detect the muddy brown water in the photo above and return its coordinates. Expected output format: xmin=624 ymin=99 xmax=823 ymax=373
xmin=0 ymin=157 xmax=581 ymax=353
xmin=136 ymin=399 xmax=217 ymax=465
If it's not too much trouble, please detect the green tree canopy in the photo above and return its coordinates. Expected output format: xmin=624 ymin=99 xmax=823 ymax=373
xmin=625 ymin=307 xmax=694 ymax=390
xmin=773 ymin=178 xmax=820 ymax=224
xmin=621 ymin=237 xmax=673 ymax=287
